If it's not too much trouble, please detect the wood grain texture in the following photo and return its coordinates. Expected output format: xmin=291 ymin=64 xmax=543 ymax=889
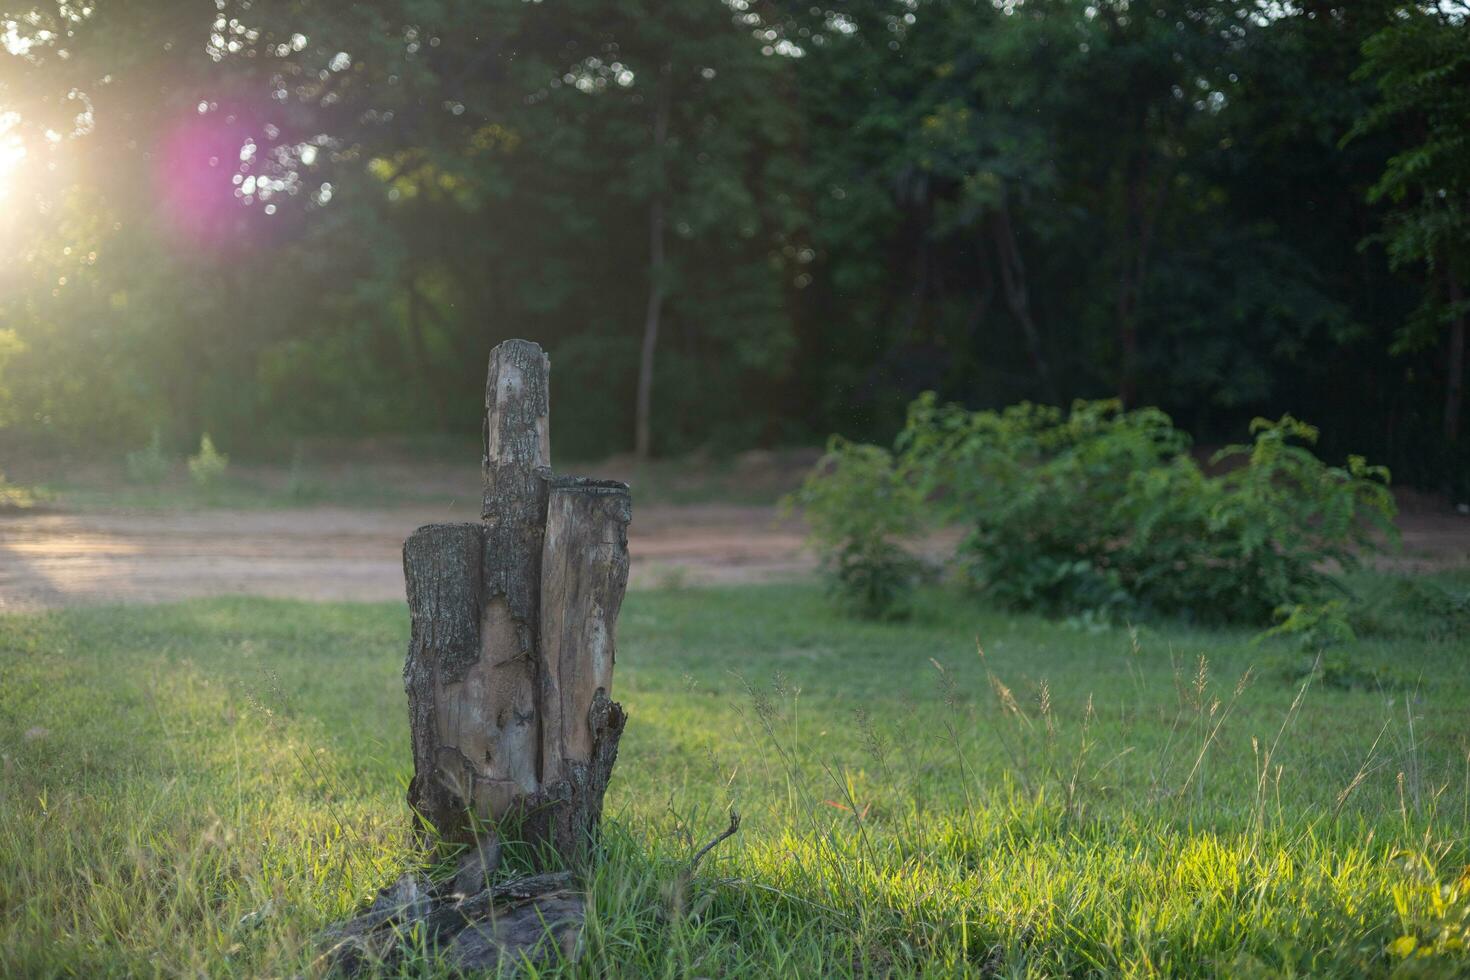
xmin=376 ymin=340 xmax=634 ymax=972
xmin=539 ymin=477 xmax=631 ymax=784
xmin=403 ymin=339 xmax=628 ymax=861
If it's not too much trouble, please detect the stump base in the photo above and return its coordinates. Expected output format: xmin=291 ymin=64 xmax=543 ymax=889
xmin=318 ymin=849 xmax=585 ymax=975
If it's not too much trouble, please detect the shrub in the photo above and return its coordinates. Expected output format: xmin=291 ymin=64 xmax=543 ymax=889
xmin=187 ymin=433 xmax=229 ymax=489
xmin=786 ymin=437 xmax=922 ymax=619
xmin=1255 ymin=600 xmax=1357 ymax=651
xmin=1351 ymin=575 xmax=1470 ymax=642
xmin=125 ymin=427 xmax=172 ymax=484
xmin=895 ymin=396 xmax=1396 ymax=625
xmin=1119 ymin=415 xmax=1397 ymax=622
xmin=0 ymin=470 xmax=42 ymax=510
xmin=899 ymin=397 xmax=1184 ymax=618
xmin=1263 ymin=647 xmax=1410 ymax=692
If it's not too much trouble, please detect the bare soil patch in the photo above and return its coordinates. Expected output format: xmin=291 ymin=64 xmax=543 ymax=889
xmin=0 ymin=502 xmax=815 ymax=612
xmin=1 ymin=489 xmax=1464 ymax=613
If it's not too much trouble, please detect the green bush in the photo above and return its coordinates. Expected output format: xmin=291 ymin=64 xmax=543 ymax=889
xmin=1351 ymin=575 xmax=1470 ymax=642
xmin=0 ymin=470 xmax=42 ymax=510
xmin=1263 ymin=646 xmax=1410 ymax=692
xmin=124 ymin=427 xmax=172 ymax=485
xmin=893 ymin=396 xmax=1396 ymax=625
xmin=1255 ymin=600 xmax=1357 ymax=651
xmin=1122 ymin=415 xmax=1397 ymax=622
xmin=898 ymin=398 xmax=1179 ymax=618
xmin=187 ymin=433 xmax=229 ymax=490
xmin=786 ymin=437 xmax=922 ymax=620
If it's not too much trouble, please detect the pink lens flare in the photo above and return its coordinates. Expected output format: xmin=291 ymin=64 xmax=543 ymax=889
xmin=158 ymin=104 xmax=281 ymax=250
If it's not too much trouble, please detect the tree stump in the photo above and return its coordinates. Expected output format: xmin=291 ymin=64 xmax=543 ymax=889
xmin=403 ymin=339 xmax=630 ymax=853
xmin=328 ymin=340 xmax=631 ymax=974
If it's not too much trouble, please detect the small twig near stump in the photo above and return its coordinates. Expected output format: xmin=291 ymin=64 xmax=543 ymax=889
xmin=686 ymin=809 xmax=742 ymax=882
xmin=674 ymin=809 xmax=742 ymax=924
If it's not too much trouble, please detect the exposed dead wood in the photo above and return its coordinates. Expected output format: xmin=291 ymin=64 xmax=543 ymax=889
xmin=319 ymin=869 xmax=583 ymax=976
xmin=537 ymin=477 xmax=632 ymax=859
xmin=403 ymin=522 xmax=486 ymax=842
xmin=375 ymin=339 xmax=633 ymax=973
xmin=472 ymin=339 xmax=551 ymax=825
xmin=687 ymin=809 xmax=741 ymax=879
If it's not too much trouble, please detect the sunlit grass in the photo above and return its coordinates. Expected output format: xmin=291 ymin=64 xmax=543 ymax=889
xmin=2 ymin=582 xmax=1467 ymax=976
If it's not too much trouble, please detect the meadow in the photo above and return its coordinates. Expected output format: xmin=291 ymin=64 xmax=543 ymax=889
xmin=2 ymin=576 xmax=1468 ymax=977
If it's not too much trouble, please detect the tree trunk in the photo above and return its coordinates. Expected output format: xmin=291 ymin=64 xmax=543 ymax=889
xmin=1115 ymin=140 xmax=1169 ymax=407
xmin=634 ymin=63 xmax=672 ymax=462
xmin=404 ymin=340 xmax=628 ymax=857
xmin=1117 ymin=298 xmax=1139 ymax=407
xmin=989 ymin=203 xmax=1058 ymax=403
xmin=963 ymin=235 xmax=995 ymax=346
xmin=1446 ymin=270 xmax=1465 ymax=445
xmin=900 ymin=202 xmax=931 ymax=342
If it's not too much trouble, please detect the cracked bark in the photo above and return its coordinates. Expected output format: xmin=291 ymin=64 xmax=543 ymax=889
xmin=403 ymin=339 xmax=628 ymax=858
xmin=328 ymin=340 xmax=632 ymax=974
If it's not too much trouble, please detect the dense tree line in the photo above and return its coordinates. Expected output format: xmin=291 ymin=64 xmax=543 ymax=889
xmin=0 ymin=1 xmax=1465 ymax=491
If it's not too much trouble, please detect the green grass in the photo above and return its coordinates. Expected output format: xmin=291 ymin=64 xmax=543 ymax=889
xmin=2 ymin=582 xmax=1468 ymax=977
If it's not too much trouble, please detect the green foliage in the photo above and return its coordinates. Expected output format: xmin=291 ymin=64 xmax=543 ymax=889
xmin=1124 ymin=415 xmax=1398 ymax=622
xmin=186 ymin=434 xmax=229 ymax=490
xmin=1255 ymin=600 xmax=1357 ymax=653
xmin=0 ymin=469 xmax=43 ymax=510
xmin=1264 ymin=648 xmax=1409 ymax=694
xmin=898 ymin=396 xmax=1171 ymax=618
xmin=1253 ymin=600 xmax=1409 ymax=696
xmin=1351 ymin=6 xmax=1470 ymax=280
xmin=1346 ymin=4 xmax=1470 ymax=460
xmin=124 ymin=428 xmax=172 ymax=485
xmin=897 ymin=395 xmax=1397 ymax=625
xmin=1387 ymin=852 xmax=1470 ymax=966
xmin=787 ymin=438 xmax=921 ymax=619
xmin=1352 ymin=575 xmax=1470 ymax=643
xmin=0 ymin=0 xmax=1460 ymax=490
xmin=0 ymin=328 xmax=22 ymax=429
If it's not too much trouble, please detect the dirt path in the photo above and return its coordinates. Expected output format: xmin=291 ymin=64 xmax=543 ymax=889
xmin=0 ymin=503 xmax=814 ymax=612
xmin=2 ymin=502 xmax=1465 ymax=613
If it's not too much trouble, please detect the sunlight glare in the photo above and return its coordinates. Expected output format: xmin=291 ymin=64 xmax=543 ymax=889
xmin=0 ymin=113 xmax=26 ymax=202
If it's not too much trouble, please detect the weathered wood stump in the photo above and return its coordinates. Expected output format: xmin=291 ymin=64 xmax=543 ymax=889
xmin=403 ymin=340 xmax=629 ymax=852
xmin=325 ymin=339 xmax=631 ymax=974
